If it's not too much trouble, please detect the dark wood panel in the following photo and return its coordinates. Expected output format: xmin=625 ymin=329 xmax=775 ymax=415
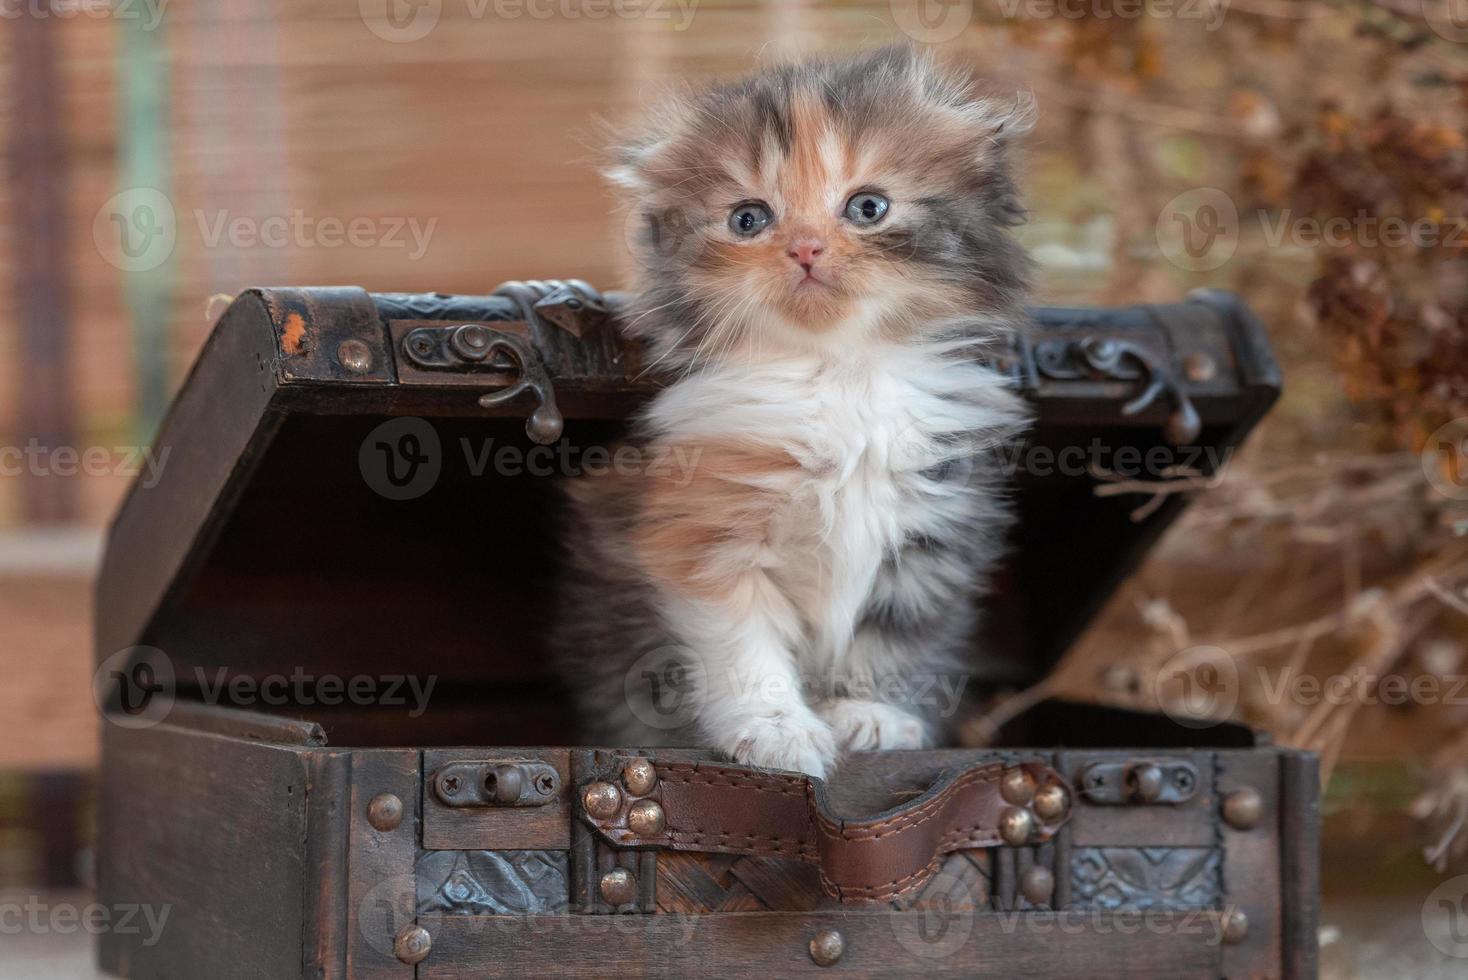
xmin=346 ymin=750 xmax=421 ymax=979
xmin=418 ymin=910 xmax=1223 ymax=979
xmin=423 ymin=748 xmax=571 ymax=850
xmin=96 ymin=721 xmax=312 ymax=979
xmin=1059 ymin=751 xmax=1218 ymax=848
xmin=1218 ymin=749 xmax=1283 ymax=978
xmin=1280 ymin=751 xmax=1321 ymax=980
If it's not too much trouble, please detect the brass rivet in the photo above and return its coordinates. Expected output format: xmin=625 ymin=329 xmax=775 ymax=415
xmin=599 ymin=868 xmax=637 ymax=907
xmin=1222 ymin=787 xmax=1264 ymax=830
xmin=393 ymin=925 xmax=432 ymax=965
xmin=1033 ymin=783 xmax=1069 ymax=821
xmin=582 ymin=781 xmax=622 ymax=819
xmin=1020 ymin=866 xmax=1055 ymax=907
xmin=366 ymin=793 xmax=403 ymax=832
xmin=1000 ymin=767 xmax=1036 ymax=805
xmin=808 ymin=928 xmax=845 ymax=967
xmin=998 ymin=806 xmax=1035 ymax=846
xmin=627 ymin=799 xmax=666 ymax=836
xmin=1221 ymin=908 xmax=1249 ymax=945
xmin=1184 ymin=352 xmax=1217 ymax=383
xmin=623 ymin=757 xmax=658 ymax=796
xmin=337 ymin=339 xmax=373 ymax=375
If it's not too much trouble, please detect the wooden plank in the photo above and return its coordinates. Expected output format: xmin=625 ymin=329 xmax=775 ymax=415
xmin=1218 ymin=750 xmax=1283 ymax=978
xmin=418 ymin=910 xmax=1223 ymax=979
xmin=423 ymin=748 xmax=572 ymax=851
xmin=345 ymin=749 xmax=421 ymax=979
xmin=1280 ymin=750 xmax=1321 ymax=980
xmin=96 ymin=721 xmax=311 ymax=979
xmin=163 ymin=699 xmax=327 ymax=746
xmin=1059 ymin=751 xmax=1217 ymax=848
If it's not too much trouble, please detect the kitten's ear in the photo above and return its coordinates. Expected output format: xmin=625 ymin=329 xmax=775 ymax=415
xmin=980 ymin=90 xmax=1037 ymax=144
xmin=604 ymin=137 xmax=661 ymax=193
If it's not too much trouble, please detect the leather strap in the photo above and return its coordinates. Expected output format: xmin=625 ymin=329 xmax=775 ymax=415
xmin=580 ymin=757 xmax=1072 ymax=904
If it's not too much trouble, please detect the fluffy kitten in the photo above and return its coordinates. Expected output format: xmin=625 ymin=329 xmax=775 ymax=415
xmin=556 ymin=47 xmax=1032 ymax=778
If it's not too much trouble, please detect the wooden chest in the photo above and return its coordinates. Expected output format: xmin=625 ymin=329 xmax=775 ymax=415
xmin=92 ymin=281 xmax=1316 ymax=978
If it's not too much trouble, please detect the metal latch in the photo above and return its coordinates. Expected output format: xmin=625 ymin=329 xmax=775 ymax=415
xmin=432 ymin=760 xmax=561 ymax=808
xmin=399 ymin=322 xmax=563 ymax=445
xmin=1079 ymin=759 xmax=1199 ymax=805
xmin=1033 ymin=335 xmax=1202 ymax=445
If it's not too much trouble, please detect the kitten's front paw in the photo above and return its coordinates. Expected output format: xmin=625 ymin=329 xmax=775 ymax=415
xmin=727 ymin=710 xmax=837 ymax=779
xmin=820 ymin=699 xmax=931 ymax=753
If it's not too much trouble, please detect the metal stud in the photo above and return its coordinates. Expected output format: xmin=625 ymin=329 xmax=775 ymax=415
xmin=623 ymin=757 xmax=658 ymax=796
xmin=393 ymin=925 xmax=432 ymax=965
xmin=627 ymin=799 xmax=666 ymax=836
xmin=1221 ymin=908 xmax=1249 ymax=945
xmin=1000 ymin=767 xmax=1037 ymax=806
xmin=998 ymin=806 xmax=1035 ymax=846
xmin=1033 ymin=783 xmax=1069 ymax=821
xmin=336 ymin=339 xmax=373 ymax=375
xmin=808 ymin=928 xmax=845 ymax=967
xmin=366 ymin=793 xmax=403 ymax=832
xmin=599 ymin=868 xmax=637 ymax=907
xmin=1222 ymin=787 xmax=1263 ymax=830
xmin=1020 ymin=866 xmax=1055 ymax=907
xmin=582 ymin=781 xmax=622 ymax=819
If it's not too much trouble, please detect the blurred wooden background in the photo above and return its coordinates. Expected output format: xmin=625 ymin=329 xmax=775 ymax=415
xmin=4 ymin=6 xmax=1468 ymax=956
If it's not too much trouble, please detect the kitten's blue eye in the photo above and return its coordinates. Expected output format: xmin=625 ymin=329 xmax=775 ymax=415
xmin=844 ymin=192 xmax=889 ymax=225
xmin=729 ymin=202 xmax=773 ymax=237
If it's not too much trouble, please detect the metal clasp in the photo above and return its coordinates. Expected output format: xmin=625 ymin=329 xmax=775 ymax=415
xmin=432 ymin=760 xmax=561 ymax=808
xmin=1034 ymin=335 xmax=1202 ymax=445
xmin=1079 ymin=759 xmax=1199 ymax=806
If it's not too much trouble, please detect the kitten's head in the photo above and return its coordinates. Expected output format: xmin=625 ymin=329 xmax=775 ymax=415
xmin=610 ymin=46 xmax=1033 ymax=364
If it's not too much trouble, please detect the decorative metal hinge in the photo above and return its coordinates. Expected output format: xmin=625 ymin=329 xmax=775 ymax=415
xmin=1034 ymin=335 xmax=1202 ymax=444
xmin=1079 ymin=759 xmax=1199 ymax=806
xmin=432 ymin=760 xmax=561 ymax=808
xmin=399 ymin=322 xmax=563 ymax=444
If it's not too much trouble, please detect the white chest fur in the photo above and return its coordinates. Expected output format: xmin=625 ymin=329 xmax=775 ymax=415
xmin=645 ymin=344 xmax=1019 ymax=661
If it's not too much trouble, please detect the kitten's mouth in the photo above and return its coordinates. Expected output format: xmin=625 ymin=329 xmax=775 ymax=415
xmin=795 ymin=271 xmax=830 ymax=290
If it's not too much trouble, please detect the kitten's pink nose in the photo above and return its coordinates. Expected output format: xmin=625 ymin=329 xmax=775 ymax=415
xmin=787 ymin=237 xmax=826 ymax=271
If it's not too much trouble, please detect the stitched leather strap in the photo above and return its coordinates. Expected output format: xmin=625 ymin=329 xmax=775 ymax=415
xmin=580 ymin=757 xmax=1073 ymax=904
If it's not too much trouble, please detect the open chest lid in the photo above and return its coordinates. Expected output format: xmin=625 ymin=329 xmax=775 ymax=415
xmin=94 ymin=281 xmax=1279 ymax=709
